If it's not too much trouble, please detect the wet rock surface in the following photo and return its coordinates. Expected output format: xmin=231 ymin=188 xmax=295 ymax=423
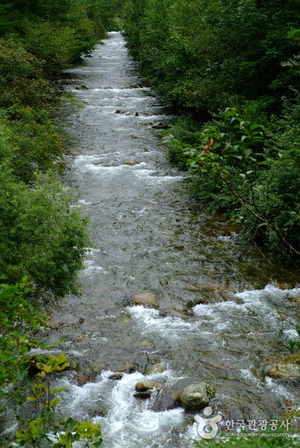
xmin=145 ymin=363 xmax=165 ymax=375
xmin=265 ymin=362 xmax=300 ymax=381
xmin=179 ymin=383 xmax=215 ymax=411
xmin=150 ymin=392 xmax=179 ymax=412
xmin=135 ymin=381 xmax=163 ymax=392
xmin=108 ymin=373 xmax=124 ymax=380
xmin=131 ymin=292 xmax=157 ymax=307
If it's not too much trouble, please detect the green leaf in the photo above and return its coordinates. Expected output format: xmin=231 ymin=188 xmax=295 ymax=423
xmin=49 ymin=397 xmax=61 ymax=408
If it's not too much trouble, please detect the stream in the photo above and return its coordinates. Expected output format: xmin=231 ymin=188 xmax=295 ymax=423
xmin=45 ymin=32 xmax=300 ymax=447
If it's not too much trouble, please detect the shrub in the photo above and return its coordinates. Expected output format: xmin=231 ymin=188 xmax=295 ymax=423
xmin=0 ymin=38 xmax=54 ymax=108
xmin=23 ymin=21 xmax=77 ymax=74
xmin=0 ymin=170 xmax=91 ymax=301
xmin=3 ymin=106 xmax=65 ymax=184
xmin=167 ymin=108 xmax=300 ymax=268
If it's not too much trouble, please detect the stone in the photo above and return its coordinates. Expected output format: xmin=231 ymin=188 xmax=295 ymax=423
xmin=265 ymin=363 xmax=300 ymax=380
xmin=134 ymin=391 xmax=152 ymax=399
xmin=72 ymin=373 xmax=94 ymax=386
xmin=151 ymin=393 xmax=178 ymax=412
xmin=179 ymin=383 xmax=215 ymax=411
xmin=135 ymin=381 xmax=163 ymax=392
xmin=278 ymin=282 xmax=295 ymax=290
xmin=109 ymin=373 xmax=123 ymax=380
xmin=159 ymin=308 xmax=185 ymax=318
xmin=133 ymin=351 xmax=150 ymax=373
xmin=145 ymin=363 xmax=164 ymax=375
xmin=151 ymin=122 xmax=170 ymax=129
xmin=131 ymin=292 xmax=157 ymax=307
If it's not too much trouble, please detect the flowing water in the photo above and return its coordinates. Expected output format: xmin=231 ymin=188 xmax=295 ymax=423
xmin=44 ymin=32 xmax=300 ymax=446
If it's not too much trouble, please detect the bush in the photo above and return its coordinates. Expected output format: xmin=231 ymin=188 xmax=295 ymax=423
xmin=123 ymin=0 xmax=300 ymax=114
xmin=3 ymin=106 xmax=65 ymax=184
xmin=0 ymin=171 xmax=90 ymax=301
xmin=167 ymin=107 xmax=300 ymax=268
xmin=0 ymin=39 xmax=55 ymax=108
xmin=23 ymin=21 xmax=78 ymax=74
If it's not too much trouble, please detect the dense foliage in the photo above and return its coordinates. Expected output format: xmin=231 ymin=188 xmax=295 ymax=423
xmin=123 ymin=0 xmax=300 ymax=115
xmin=0 ymin=1 xmax=120 ymax=445
xmin=123 ymin=0 xmax=300 ymax=268
xmin=166 ymin=107 xmax=300 ymax=267
xmin=0 ymin=1 xmax=121 ymax=298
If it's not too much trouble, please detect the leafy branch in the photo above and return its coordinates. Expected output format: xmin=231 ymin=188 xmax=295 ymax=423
xmin=0 ymin=277 xmax=102 ymax=447
xmin=167 ymin=108 xmax=300 ymax=268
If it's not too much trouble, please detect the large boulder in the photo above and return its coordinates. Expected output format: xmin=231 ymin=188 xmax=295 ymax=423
xmin=131 ymin=292 xmax=157 ymax=307
xmin=179 ymin=383 xmax=215 ymax=411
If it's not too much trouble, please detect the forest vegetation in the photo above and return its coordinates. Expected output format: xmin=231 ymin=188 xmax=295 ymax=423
xmin=123 ymin=0 xmax=300 ymax=270
xmin=0 ymin=1 xmax=120 ymax=446
xmin=1 ymin=0 xmax=300 ymax=446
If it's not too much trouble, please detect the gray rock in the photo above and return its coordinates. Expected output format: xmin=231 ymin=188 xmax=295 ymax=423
xmin=179 ymin=383 xmax=215 ymax=411
xmin=133 ymin=351 xmax=150 ymax=373
xmin=159 ymin=308 xmax=186 ymax=318
xmin=151 ymin=393 xmax=178 ymax=412
xmin=145 ymin=363 xmax=164 ymax=375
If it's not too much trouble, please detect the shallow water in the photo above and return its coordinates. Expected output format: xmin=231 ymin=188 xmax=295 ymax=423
xmin=44 ymin=32 xmax=300 ymax=446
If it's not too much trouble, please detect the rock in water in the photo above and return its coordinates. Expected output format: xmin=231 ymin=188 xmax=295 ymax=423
xmin=133 ymin=351 xmax=150 ymax=373
xmin=135 ymin=381 xmax=163 ymax=392
xmin=134 ymin=391 xmax=152 ymax=399
xmin=265 ymin=363 xmax=300 ymax=380
xmin=131 ymin=292 xmax=157 ymax=307
xmin=108 ymin=373 xmax=124 ymax=380
xmin=151 ymin=393 xmax=178 ymax=412
xmin=179 ymin=383 xmax=215 ymax=411
xmin=145 ymin=363 xmax=164 ymax=375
